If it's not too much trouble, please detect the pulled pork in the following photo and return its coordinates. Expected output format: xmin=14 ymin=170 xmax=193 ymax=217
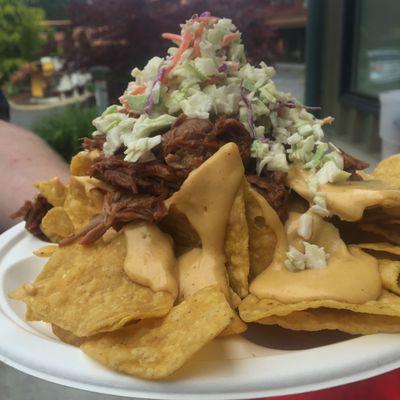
xmin=82 ymin=135 xmax=106 ymax=152
xmin=246 ymin=172 xmax=289 ymax=220
xmin=11 ymin=195 xmax=52 ymax=241
xmin=60 ymin=192 xmax=167 ymax=246
xmin=27 ymin=114 xmax=290 ymax=245
xmin=163 ymin=114 xmax=252 ymax=174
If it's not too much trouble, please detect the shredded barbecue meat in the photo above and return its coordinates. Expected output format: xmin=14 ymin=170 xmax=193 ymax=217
xmin=90 ymin=156 xmax=184 ymax=196
xmin=11 ymin=195 xmax=52 ymax=241
xmin=59 ymin=192 xmax=167 ymax=247
xmin=82 ymin=135 xmax=106 ymax=152
xmin=341 ymin=148 xmax=369 ymax=173
xmin=246 ymin=172 xmax=289 ymax=220
xmin=162 ymin=114 xmax=252 ymax=175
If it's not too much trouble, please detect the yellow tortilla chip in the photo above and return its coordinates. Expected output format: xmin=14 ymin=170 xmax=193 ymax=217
xmin=52 ymin=324 xmax=90 ymax=347
xmin=63 ymin=176 xmax=108 ymax=230
xmin=33 ymin=245 xmax=58 ymax=258
xmin=81 ymin=286 xmax=233 ymax=380
xmin=239 ymin=290 xmax=400 ymax=323
xmin=258 ymin=308 xmax=400 ymax=335
xmin=40 ymin=207 xmax=75 ymax=242
xmin=378 ymin=259 xmax=400 ymax=296
xmin=244 ymin=186 xmax=277 ymax=280
xmin=372 ymin=153 xmax=400 ymax=188
xmin=34 ymin=177 xmax=66 ymax=207
xmin=224 ymin=182 xmax=250 ymax=298
xmin=10 ymin=234 xmax=174 ymax=337
xmin=220 ymin=311 xmax=247 ymax=336
xmin=70 ymin=150 xmax=100 ymax=176
xmin=356 ymin=242 xmax=400 ymax=255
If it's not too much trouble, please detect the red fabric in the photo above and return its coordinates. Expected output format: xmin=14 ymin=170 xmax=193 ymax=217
xmin=263 ymin=369 xmax=400 ymax=400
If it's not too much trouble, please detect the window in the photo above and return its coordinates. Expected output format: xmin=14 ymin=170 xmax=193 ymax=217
xmin=341 ymin=0 xmax=400 ymax=113
xmin=352 ymin=0 xmax=400 ymax=97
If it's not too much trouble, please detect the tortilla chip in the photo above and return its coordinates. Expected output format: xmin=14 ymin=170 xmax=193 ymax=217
xmin=378 ymin=260 xmax=400 ymax=296
xmin=52 ymin=324 xmax=90 ymax=347
xmin=239 ymin=290 xmax=400 ymax=323
xmin=33 ymin=245 xmax=58 ymax=258
xmin=244 ymin=186 xmax=277 ymax=280
xmin=63 ymin=176 xmax=108 ymax=230
xmin=9 ymin=234 xmax=174 ymax=337
xmin=40 ymin=207 xmax=75 ymax=242
xmin=224 ymin=183 xmax=250 ymax=298
xmin=81 ymin=286 xmax=233 ymax=380
xmin=258 ymin=308 xmax=400 ymax=335
xmin=70 ymin=150 xmax=100 ymax=176
xmin=360 ymin=223 xmax=400 ymax=245
xmin=372 ymin=154 xmax=400 ymax=188
xmin=220 ymin=310 xmax=247 ymax=336
xmin=354 ymin=242 xmax=400 ymax=261
xmin=34 ymin=177 xmax=66 ymax=207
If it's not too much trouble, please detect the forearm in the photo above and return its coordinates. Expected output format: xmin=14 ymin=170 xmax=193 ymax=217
xmin=0 ymin=121 xmax=70 ymax=231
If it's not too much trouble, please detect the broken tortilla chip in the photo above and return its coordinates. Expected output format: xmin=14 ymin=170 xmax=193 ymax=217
xmin=372 ymin=153 xmax=400 ymax=188
xmin=9 ymin=234 xmax=174 ymax=337
xmin=220 ymin=310 xmax=247 ymax=336
xmin=224 ymin=181 xmax=250 ymax=298
xmin=244 ymin=186 xmax=277 ymax=280
xmin=258 ymin=308 xmax=400 ymax=335
xmin=33 ymin=245 xmax=58 ymax=258
xmin=81 ymin=286 xmax=233 ymax=380
xmin=63 ymin=176 xmax=109 ymax=231
xmin=70 ymin=150 xmax=101 ymax=176
xmin=40 ymin=207 xmax=75 ymax=243
xmin=34 ymin=177 xmax=67 ymax=207
xmin=239 ymin=290 xmax=400 ymax=322
xmin=52 ymin=324 xmax=90 ymax=347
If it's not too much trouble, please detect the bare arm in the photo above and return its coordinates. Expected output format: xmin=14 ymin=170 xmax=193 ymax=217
xmin=0 ymin=121 xmax=70 ymax=231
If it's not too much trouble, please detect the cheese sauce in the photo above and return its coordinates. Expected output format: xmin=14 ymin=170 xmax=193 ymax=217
xmin=249 ymin=191 xmax=382 ymax=304
xmin=287 ymin=164 xmax=400 ymax=221
xmin=123 ymin=222 xmax=178 ymax=298
xmin=166 ymin=143 xmax=244 ymax=301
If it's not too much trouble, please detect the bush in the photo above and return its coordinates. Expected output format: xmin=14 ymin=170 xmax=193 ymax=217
xmin=33 ymin=104 xmax=99 ymax=161
xmin=0 ymin=0 xmax=51 ymax=87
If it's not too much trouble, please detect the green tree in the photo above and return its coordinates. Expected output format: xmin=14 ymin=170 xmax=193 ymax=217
xmin=0 ymin=0 xmax=48 ymax=86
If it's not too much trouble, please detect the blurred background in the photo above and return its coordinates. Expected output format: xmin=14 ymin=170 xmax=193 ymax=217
xmin=0 ymin=0 xmax=400 ymax=398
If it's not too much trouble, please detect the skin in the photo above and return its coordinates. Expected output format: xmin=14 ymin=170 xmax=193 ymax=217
xmin=0 ymin=121 xmax=69 ymax=231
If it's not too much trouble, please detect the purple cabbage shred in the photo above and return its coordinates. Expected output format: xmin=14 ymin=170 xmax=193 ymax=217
xmin=240 ymin=83 xmax=257 ymax=139
xmin=144 ymin=66 xmax=166 ymax=114
xmin=217 ymin=63 xmax=228 ymax=72
xmin=200 ymin=11 xmax=211 ymax=17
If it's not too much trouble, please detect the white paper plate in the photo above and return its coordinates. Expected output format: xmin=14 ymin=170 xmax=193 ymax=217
xmin=1 ymin=222 xmax=400 ymax=400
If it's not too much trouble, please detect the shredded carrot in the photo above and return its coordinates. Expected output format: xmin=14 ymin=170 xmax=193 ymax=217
xmin=119 ymin=96 xmax=130 ymax=111
xmin=321 ymin=116 xmax=335 ymax=125
xmin=161 ymin=33 xmax=182 ymax=46
xmin=196 ymin=16 xmax=219 ymax=24
xmin=163 ymin=30 xmax=193 ymax=83
xmin=192 ymin=25 xmax=204 ymax=59
xmin=129 ymin=84 xmax=146 ymax=95
xmin=222 ymin=32 xmax=240 ymax=47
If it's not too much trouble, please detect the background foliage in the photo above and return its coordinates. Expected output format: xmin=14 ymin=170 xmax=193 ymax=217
xmin=33 ymin=104 xmax=98 ymax=161
xmin=64 ymin=0 xmax=281 ymax=102
xmin=0 ymin=0 xmax=51 ymax=86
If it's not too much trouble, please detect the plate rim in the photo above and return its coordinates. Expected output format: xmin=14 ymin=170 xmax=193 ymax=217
xmin=1 ymin=222 xmax=400 ymax=400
